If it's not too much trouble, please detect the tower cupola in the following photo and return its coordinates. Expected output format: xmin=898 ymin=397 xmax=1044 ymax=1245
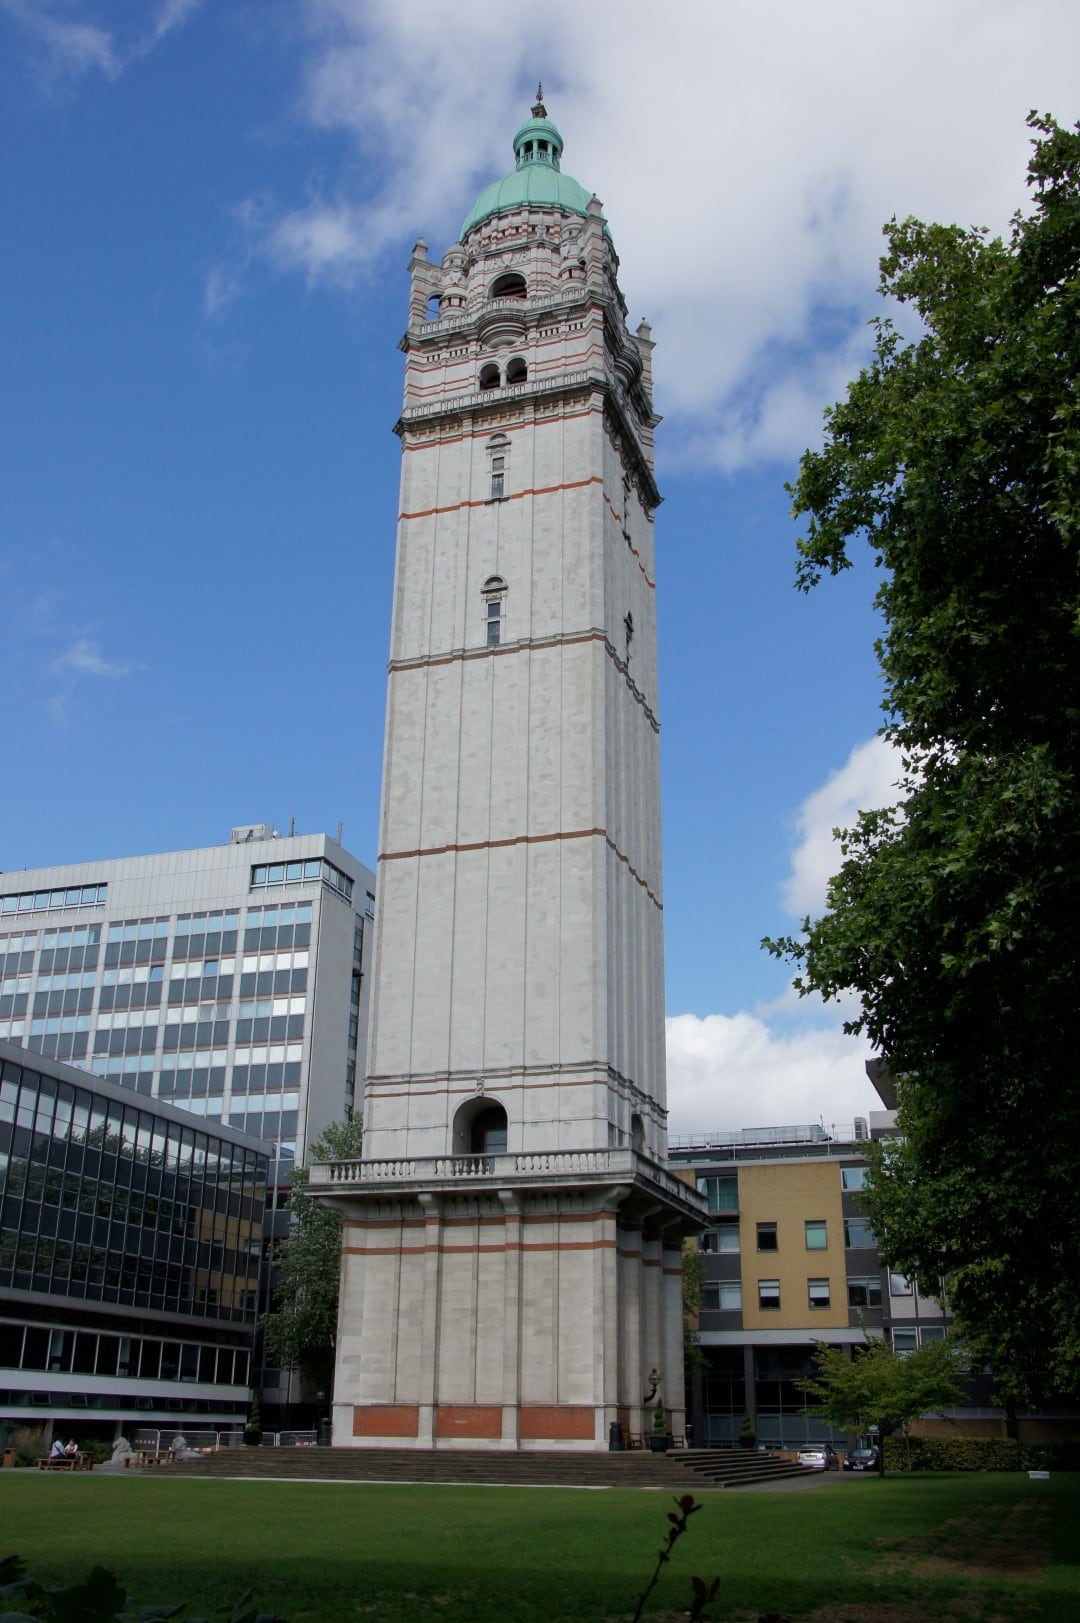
xmin=512 ymin=88 xmax=564 ymax=169
xmin=460 ymin=88 xmax=593 ymax=238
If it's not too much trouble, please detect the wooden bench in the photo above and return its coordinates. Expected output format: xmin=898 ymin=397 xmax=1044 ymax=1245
xmin=131 ymin=1448 xmax=169 ymax=1468
xmin=38 ymin=1456 xmax=78 ymax=1471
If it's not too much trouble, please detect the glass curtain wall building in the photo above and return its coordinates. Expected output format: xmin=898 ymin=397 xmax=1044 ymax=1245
xmin=0 ymin=1041 xmax=267 ymax=1439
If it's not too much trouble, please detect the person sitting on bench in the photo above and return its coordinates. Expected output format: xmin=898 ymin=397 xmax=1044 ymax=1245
xmin=50 ymin=1439 xmax=66 ymax=1460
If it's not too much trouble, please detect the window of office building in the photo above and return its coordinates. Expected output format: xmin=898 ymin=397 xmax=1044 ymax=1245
xmin=0 ymin=884 xmax=107 ymax=916
xmin=698 ymin=1175 xmax=738 ymax=1214
xmin=805 ymin=1219 xmax=827 ymax=1250
xmin=847 ymin=1275 xmax=882 ymax=1309
xmin=808 ymin=1277 xmax=831 ymax=1310
xmin=700 ymin=1222 xmax=739 ymax=1254
xmin=756 ymin=1221 xmax=778 ymax=1251
xmin=702 ymin=1281 xmax=741 ymax=1311
xmin=250 ymin=860 xmax=352 ymax=902
xmin=844 ymin=1217 xmax=876 ymax=1249
xmin=758 ymin=1279 xmax=780 ymax=1310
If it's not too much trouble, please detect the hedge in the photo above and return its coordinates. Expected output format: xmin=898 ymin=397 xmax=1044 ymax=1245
xmin=882 ymin=1436 xmax=1080 ymax=1472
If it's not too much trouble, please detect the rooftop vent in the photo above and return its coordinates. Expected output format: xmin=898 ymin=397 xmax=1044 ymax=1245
xmin=231 ymin=824 xmax=275 ymax=845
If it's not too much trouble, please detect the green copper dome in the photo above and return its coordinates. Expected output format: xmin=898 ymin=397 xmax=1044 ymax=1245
xmin=460 ymin=92 xmax=593 ymax=239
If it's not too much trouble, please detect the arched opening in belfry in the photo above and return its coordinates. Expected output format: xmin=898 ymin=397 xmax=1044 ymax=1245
xmin=490 ymin=272 xmax=527 ymax=301
xmin=505 ymin=356 xmax=528 ymax=385
xmin=478 ymin=362 xmax=501 ymax=390
xmin=453 ymin=1097 xmax=509 ymax=1157
xmin=631 ymin=1113 xmax=645 ymax=1154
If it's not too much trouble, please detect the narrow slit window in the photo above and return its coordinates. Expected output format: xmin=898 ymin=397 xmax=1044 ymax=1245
xmin=491 ymin=455 xmax=505 ymax=500
xmin=482 ymin=576 xmax=507 ymax=650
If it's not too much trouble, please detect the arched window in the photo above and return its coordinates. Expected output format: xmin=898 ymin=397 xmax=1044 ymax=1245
xmin=452 ymin=1097 xmax=509 ymax=1158
xmin=478 ymin=362 xmax=500 ymax=391
xmin=631 ymin=1113 xmax=645 ymax=1154
xmin=471 ymin=1105 xmax=508 ymax=1154
xmin=486 ymin=436 xmax=509 ymax=501
xmin=425 ymin=294 xmax=441 ymax=321
xmin=483 ymin=575 xmax=507 ymax=646
xmin=490 ymin=272 xmax=527 ymax=301
xmin=505 ymin=356 xmax=528 ymax=385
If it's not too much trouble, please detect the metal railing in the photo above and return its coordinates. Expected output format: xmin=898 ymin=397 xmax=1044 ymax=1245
xmin=669 ymin=1122 xmax=869 ymax=1156
xmin=130 ymin=1428 xmax=317 ymax=1452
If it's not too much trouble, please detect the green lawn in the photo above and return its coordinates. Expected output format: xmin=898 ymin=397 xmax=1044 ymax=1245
xmin=1 ymin=1472 xmax=1078 ymax=1621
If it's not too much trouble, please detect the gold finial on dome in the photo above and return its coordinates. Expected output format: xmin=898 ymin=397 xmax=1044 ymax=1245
xmin=532 ymin=82 xmax=546 ymax=118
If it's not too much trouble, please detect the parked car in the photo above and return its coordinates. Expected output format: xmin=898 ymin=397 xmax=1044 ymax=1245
xmin=843 ymin=1446 xmax=881 ymax=1472
xmin=796 ymin=1444 xmax=839 ymax=1470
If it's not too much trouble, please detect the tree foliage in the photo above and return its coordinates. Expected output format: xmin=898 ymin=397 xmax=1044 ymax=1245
xmin=767 ymin=114 xmax=1080 ymax=1399
xmin=260 ymin=1117 xmax=363 ymax=1385
xmin=800 ymin=1336 xmax=969 ymax=1466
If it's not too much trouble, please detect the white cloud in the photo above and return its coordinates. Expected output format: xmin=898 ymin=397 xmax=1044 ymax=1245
xmin=782 ymin=736 xmax=904 ymax=919
xmin=3 ymin=0 xmax=200 ymax=85
xmin=663 ymin=736 xmax=906 ymax=1135
xmin=666 ymin=1011 xmax=876 ymax=1136
xmin=227 ymin=0 xmax=1080 ymax=469
xmin=52 ymin=637 xmax=133 ymax=679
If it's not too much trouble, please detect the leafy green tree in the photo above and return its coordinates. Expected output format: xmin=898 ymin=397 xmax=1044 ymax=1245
xmin=681 ymin=1243 xmax=707 ymax=1389
xmin=260 ymin=1117 xmax=364 ymax=1388
xmin=766 ymin=114 xmax=1080 ymax=1401
xmin=801 ymin=1336 xmax=969 ymax=1470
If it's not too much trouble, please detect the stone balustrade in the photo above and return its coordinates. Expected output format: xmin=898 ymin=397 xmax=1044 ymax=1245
xmin=400 ymin=369 xmax=593 ymax=425
xmin=309 ymin=1147 xmax=707 ymax=1216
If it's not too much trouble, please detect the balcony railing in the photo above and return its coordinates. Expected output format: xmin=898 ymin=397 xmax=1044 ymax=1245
xmin=309 ymin=1147 xmax=707 ymax=1214
xmin=400 ymin=369 xmax=594 ymax=425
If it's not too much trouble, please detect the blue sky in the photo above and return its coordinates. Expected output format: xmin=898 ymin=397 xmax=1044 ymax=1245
xmin=3 ymin=0 xmax=1077 ymax=1132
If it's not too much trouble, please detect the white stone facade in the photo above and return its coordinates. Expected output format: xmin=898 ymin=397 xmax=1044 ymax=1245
xmin=313 ymin=105 xmax=705 ymax=1449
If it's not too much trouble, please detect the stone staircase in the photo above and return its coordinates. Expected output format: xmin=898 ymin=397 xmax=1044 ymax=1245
xmin=171 ymin=1444 xmax=813 ymax=1491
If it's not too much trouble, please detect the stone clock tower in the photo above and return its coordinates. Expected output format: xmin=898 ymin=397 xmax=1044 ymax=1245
xmin=311 ymin=94 xmax=705 ymax=1449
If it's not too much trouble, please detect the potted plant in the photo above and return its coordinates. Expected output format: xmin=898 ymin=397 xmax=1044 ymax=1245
xmin=649 ymin=1403 xmax=668 ymax=1453
xmin=739 ymin=1410 xmax=756 ymax=1450
xmin=243 ymin=1398 xmax=263 ymax=1448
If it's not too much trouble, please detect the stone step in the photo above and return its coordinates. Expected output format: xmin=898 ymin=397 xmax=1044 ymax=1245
xmin=171 ymin=1445 xmax=811 ymax=1491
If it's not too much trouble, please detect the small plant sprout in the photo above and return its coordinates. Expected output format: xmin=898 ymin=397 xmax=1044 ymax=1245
xmin=630 ymin=1494 xmax=720 ymax=1622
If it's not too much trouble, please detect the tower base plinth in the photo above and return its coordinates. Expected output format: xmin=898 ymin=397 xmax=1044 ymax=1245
xmin=311 ymin=1149 xmax=705 ymax=1452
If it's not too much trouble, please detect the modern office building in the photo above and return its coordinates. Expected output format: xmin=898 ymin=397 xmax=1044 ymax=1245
xmin=669 ymin=1122 xmax=963 ymax=1450
xmin=0 ymin=827 xmax=375 ymax=1176
xmin=0 ymin=1041 xmax=267 ymax=1442
xmin=311 ymin=94 xmax=705 ymax=1451
xmin=0 ymin=827 xmax=375 ymax=1422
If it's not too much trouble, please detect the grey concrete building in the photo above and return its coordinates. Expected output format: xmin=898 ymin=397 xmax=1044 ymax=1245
xmin=0 ymin=826 xmax=375 ymax=1177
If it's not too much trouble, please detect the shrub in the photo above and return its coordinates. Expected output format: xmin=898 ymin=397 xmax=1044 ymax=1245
xmin=0 ymin=1554 xmax=287 ymax=1621
xmin=8 ymin=1426 xmax=48 ymax=1467
xmin=77 ymin=1437 xmax=114 ymax=1466
xmin=883 ymin=1435 xmax=1080 ymax=1472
